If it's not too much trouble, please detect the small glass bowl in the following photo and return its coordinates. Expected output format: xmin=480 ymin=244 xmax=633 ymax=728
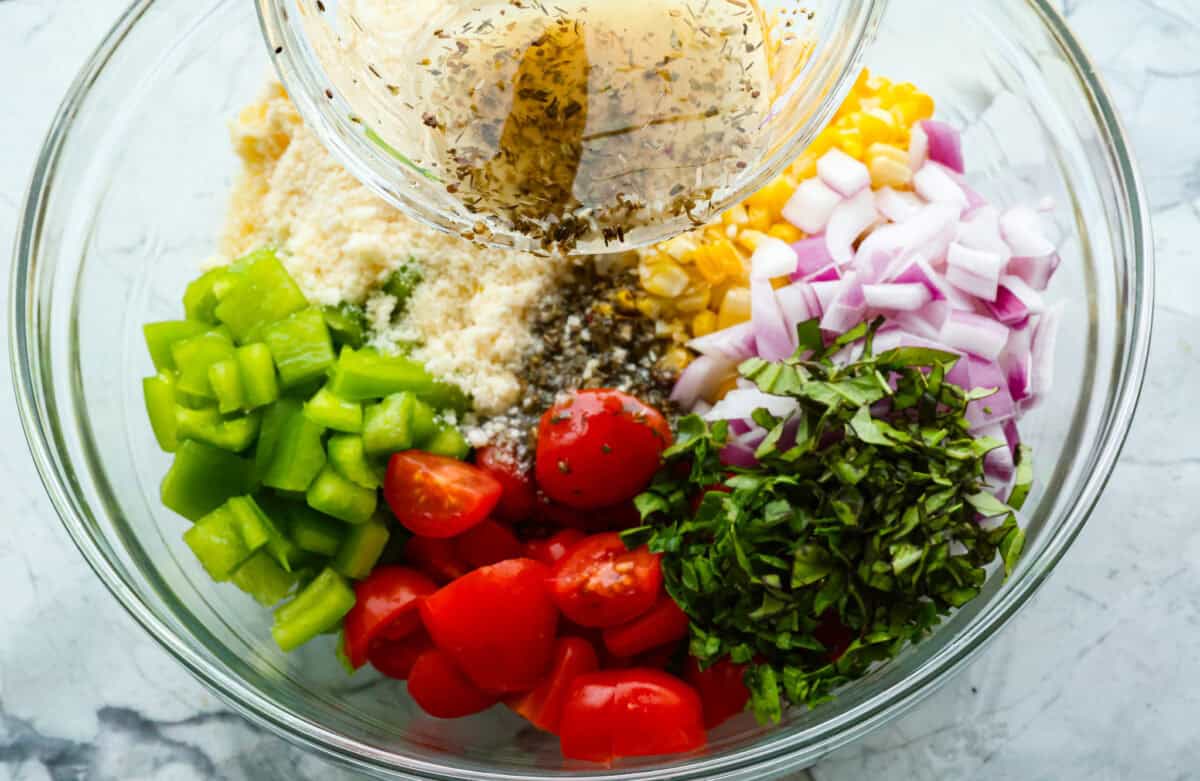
xmin=12 ymin=0 xmax=1152 ymax=778
xmin=256 ymin=0 xmax=889 ymax=254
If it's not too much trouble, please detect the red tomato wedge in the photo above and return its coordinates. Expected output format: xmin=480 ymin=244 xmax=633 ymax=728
xmin=506 ymin=637 xmax=599 ymax=734
xmin=475 ymin=446 xmax=537 ymax=522
xmin=407 ymin=648 xmax=498 ymax=718
xmin=551 ymin=533 xmax=662 ymax=628
xmin=368 ymin=630 xmax=433 ymax=681
xmin=419 ymin=558 xmax=559 ymax=694
xmin=343 ymin=566 xmax=438 ymax=669
xmin=535 ymin=389 xmax=672 ymax=510
xmin=558 ymin=669 xmax=706 ymax=762
xmin=522 ymin=529 xmax=586 ymax=566
xmin=683 ymin=657 xmax=750 ymax=729
xmin=602 ymin=598 xmax=690 ymax=659
xmin=452 ymin=518 xmax=522 ymax=569
xmin=403 ymin=535 xmax=470 ymax=584
xmin=535 ymin=494 xmax=643 ymax=533
xmin=384 ymin=452 xmax=502 ymax=538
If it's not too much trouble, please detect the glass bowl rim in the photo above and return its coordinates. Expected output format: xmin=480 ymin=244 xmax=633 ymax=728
xmin=9 ymin=0 xmax=1154 ymax=778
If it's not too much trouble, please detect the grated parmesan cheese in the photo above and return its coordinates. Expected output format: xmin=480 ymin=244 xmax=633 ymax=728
xmin=221 ymin=83 xmax=560 ymax=414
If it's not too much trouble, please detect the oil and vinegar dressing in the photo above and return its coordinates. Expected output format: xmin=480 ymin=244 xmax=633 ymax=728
xmin=315 ymin=0 xmax=781 ymax=252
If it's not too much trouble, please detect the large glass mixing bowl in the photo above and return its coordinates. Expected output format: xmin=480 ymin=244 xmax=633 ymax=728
xmin=11 ymin=0 xmax=1152 ymax=778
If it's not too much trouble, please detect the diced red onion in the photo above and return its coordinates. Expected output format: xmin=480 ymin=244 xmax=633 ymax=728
xmin=825 ymin=188 xmax=879 ymax=266
xmin=955 ymin=206 xmax=1011 ymax=260
xmin=986 ymin=275 xmax=1044 ymax=326
xmin=719 ymin=441 xmax=759 ymax=468
xmin=1025 ymin=303 xmax=1062 ymax=409
xmin=946 ymin=242 xmax=1007 ymax=301
xmin=868 ymin=327 xmax=960 ymax=357
xmin=817 ymin=148 xmax=871 ymax=197
xmin=891 ymin=307 xmax=947 ymax=341
xmin=751 ymin=278 xmax=795 ymax=361
xmin=775 ymin=282 xmax=817 ymax=341
xmin=790 ymin=236 xmax=834 ymax=280
xmin=750 ymin=237 xmax=800 ymax=280
xmin=875 ymin=187 xmax=925 ymax=223
xmin=862 ymin=282 xmax=932 ymax=311
xmin=1007 ymin=252 xmax=1060 ymax=291
xmin=964 ymin=357 xmax=1016 ymax=429
xmin=939 ymin=309 xmax=1010 ymax=360
xmin=670 ymin=354 xmax=736 ymax=411
xmin=1000 ymin=324 xmax=1033 ymax=402
xmin=909 ymin=124 xmax=929 ymax=170
xmin=820 ymin=275 xmax=867 ymax=333
xmin=705 ymin=388 xmax=800 ymax=422
xmin=810 ymin=279 xmax=843 ymax=313
xmin=977 ymin=422 xmax=1015 ymax=486
xmin=688 ymin=321 xmax=757 ymax=361
xmin=692 ymin=400 xmax=713 ymax=416
xmin=782 ymin=178 xmax=842 ymax=234
xmin=920 ymin=120 xmax=964 ymax=174
xmin=804 ymin=263 xmax=842 ymax=283
xmin=913 ymin=162 xmax=969 ymax=213
xmin=1000 ymin=206 xmax=1056 ymax=257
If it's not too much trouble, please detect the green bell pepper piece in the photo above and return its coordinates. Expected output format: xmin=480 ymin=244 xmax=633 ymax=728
xmin=327 ymin=347 xmax=462 ymax=408
xmin=231 ymin=495 xmax=302 ymax=573
xmin=183 ymin=499 xmax=270 ymax=581
xmin=326 ymin=434 xmax=381 ymax=489
xmin=286 ymin=504 xmax=346 ymax=556
xmin=332 ymin=519 xmax=390 ymax=580
xmin=175 ymin=407 xmax=260 ymax=453
xmin=208 ymin=359 xmax=246 ymax=414
xmin=213 ymin=249 xmax=308 ymax=343
xmin=362 ymin=392 xmax=416 ymax=456
xmin=410 ymin=398 xmax=438 ymax=444
xmin=161 ymin=440 xmax=255 ymax=521
xmin=271 ymin=568 xmax=356 ymax=652
xmin=235 ymin=343 xmax=280 ymax=409
xmin=303 ymin=387 xmax=363 ymax=433
xmin=144 ymin=320 xmax=209 ymax=372
xmin=306 ymin=466 xmax=377 ymax=524
xmin=381 ymin=262 xmax=422 ymax=310
xmin=143 ymin=372 xmax=179 ymax=452
xmin=321 ymin=303 xmax=367 ymax=350
xmin=263 ymin=308 xmax=336 ymax=390
xmin=171 ymin=329 xmax=235 ymax=398
xmin=421 ymin=426 xmax=471 ymax=460
xmin=183 ymin=267 xmax=228 ymax=324
xmin=262 ymin=409 xmax=326 ymax=492
xmin=231 ymin=551 xmax=298 ymax=606
xmin=255 ymin=398 xmax=301 ymax=478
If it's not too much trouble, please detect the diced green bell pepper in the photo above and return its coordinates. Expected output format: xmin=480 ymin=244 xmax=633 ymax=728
xmin=362 ymin=392 xmax=416 ymax=456
xmin=175 ymin=407 xmax=261 ymax=453
xmin=144 ymin=320 xmax=209 ymax=372
xmin=231 ymin=495 xmax=302 ymax=573
xmin=409 ymin=398 xmax=438 ymax=444
xmin=421 ymin=426 xmax=471 ymax=460
xmin=235 ymin=343 xmax=280 ymax=409
xmin=255 ymin=398 xmax=301 ymax=478
xmin=306 ymin=466 xmax=377 ymax=524
xmin=303 ymin=387 xmax=363 ymax=433
xmin=332 ymin=519 xmax=390 ymax=580
xmin=286 ymin=503 xmax=347 ymax=556
xmin=171 ymin=329 xmax=235 ymax=398
xmin=143 ymin=372 xmax=179 ymax=452
xmin=326 ymin=434 xmax=381 ymax=489
xmin=262 ymin=409 xmax=326 ymax=492
xmin=183 ymin=267 xmax=228 ymax=324
xmin=271 ymin=568 xmax=356 ymax=652
xmin=208 ymin=359 xmax=246 ymax=414
xmin=321 ymin=304 xmax=367 ymax=350
xmin=183 ymin=500 xmax=270 ymax=581
xmin=213 ymin=250 xmax=308 ymax=343
xmin=231 ymin=551 xmax=298 ymax=606
xmin=263 ymin=308 xmax=336 ymax=389
xmin=161 ymin=440 xmax=255 ymax=521
xmin=327 ymin=348 xmax=463 ymax=409
xmin=382 ymin=262 xmax=422 ymax=310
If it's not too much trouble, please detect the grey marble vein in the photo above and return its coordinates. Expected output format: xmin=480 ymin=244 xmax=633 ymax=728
xmin=1 ymin=0 xmax=1197 ymax=779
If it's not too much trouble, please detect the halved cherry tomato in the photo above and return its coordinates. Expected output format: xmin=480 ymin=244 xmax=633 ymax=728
xmin=384 ymin=452 xmax=502 ymax=538
xmin=550 ymin=533 xmax=661 ymax=628
xmin=535 ymin=390 xmax=672 ymax=510
xmin=522 ymin=529 xmax=586 ymax=566
xmin=407 ymin=648 xmax=498 ymax=718
xmin=602 ymin=598 xmax=689 ymax=659
xmin=452 ymin=518 xmax=522 ymax=569
xmin=343 ymin=566 xmax=438 ymax=668
xmin=403 ymin=535 xmax=470 ymax=584
xmin=558 ymin=669 xmax=706 ymax=762
xmin=814 ymin=612 xmax=855 ymax=661
xmin=536 ymin=494 xmax=644 ymax=533
xmin=368 ymin=630 xmax=433 ymax=680
xmin=505 ymin=637 xmax=599 ymax=734
xmin=683 ymin=657 xmax=750 ymax=729
xmin=420 ymin=558 xmax=559 ymax=693
xmin=475 ymin=446 xmax=537 ymax=522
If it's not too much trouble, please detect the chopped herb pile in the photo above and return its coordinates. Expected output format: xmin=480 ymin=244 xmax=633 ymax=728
xmin=626 ymin=319 xmax=1031 ymax=722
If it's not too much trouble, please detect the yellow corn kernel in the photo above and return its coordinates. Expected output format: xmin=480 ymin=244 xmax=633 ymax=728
xmin=674 ymin=284 xmax=712 ymax=314
xmin=789 ymin=153 xmax=818 ymax=180
xmin=869 ymin=156 xmax=912 ymax=189
xmin=734 ymin=229 xmax=769 ymax=254
xmin=746 ymin=204 xmax=773 ymax=233
xmin=661 ymin=234 xmax=699 ymax=262
xmin=767 ymin=223 xmax=803 ymax=243
xmin=612 ymin=288 xmax=638 ymax=312
xmin=711 ymin=373 xmax=740 ymax=403
xmin=722 ymin=204 xmax=750 ymax=226
xmin=746 ymin=177 xmax=794 ymax=216
xmin=691 ymin=310 xmax=718 ymax=338
xmin=636 ymin=295 xmax=667 ymax=319
xmin=660 ymin=347 xmax=692 ymax=373
xmin=694 ymin=239 xmax=739 ymax=284
xmin=717 ymin=286 xmax=752 ymax=329
xmin=868 ymin=142 xmax=908 ymax=164
xmin=640 ymin=258 xmax=691 ymax=298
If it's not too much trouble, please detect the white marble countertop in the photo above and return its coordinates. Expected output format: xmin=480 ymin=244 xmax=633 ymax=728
xmin=2 ymin=1 xmax=1197 ymax=779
